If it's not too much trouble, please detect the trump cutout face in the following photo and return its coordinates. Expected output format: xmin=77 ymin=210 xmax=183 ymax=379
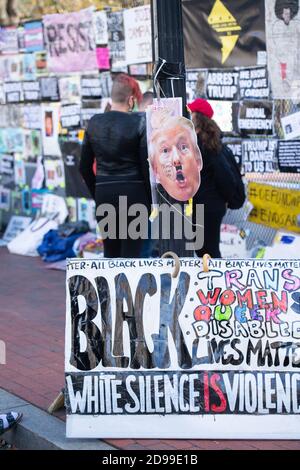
xmin=149 ymin=117 xmax=202 ymax=201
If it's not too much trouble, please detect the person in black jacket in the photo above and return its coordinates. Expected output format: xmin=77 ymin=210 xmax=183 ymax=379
xmin=79 ymin=74 xmax=151 ymax=258
xmin=188 ymin=98 xmax=236 ymax=258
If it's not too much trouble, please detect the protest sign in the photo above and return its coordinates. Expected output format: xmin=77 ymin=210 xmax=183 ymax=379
xmin=23 ymin=53 xmax=37 ymax=81
xmin=124 ymin=5 xmax=152 ymax=65
xmin=0 ymin=186 xmax=10 ymax=211
xmin=0 ymin=153 xmax=14 ymax=188
xmin=223 ymin=138 xmax=242 ymax=168
xmin=206 ymin=69 xmax=239 ymax=100
xmin=107 ymin=11 xmax=126 ymax=71
xmin=81 ymin=76 xmax=102 ymax=99
xmin=277 ymin=140 xmax=300 ymax=173
xmin=2 ymin=215 xmax=31 ymax=244
xmin=93 ymin=10 xmax=108 ymax=45
xmin=81 ymin=100 xmax=102 ymax=129
xmin=209 ymin=100 xmax=236 ymax=134
xmin=281 ymin=111 xmax=300 ymax=140
xmin=66 ymin=258 xmax=300 ymax=438
xmin=239 ymin=66 xmax=270 ymax=100
xmin=60 ymin=104 xmax=81 ymax=129
xmin=238 ymin=101 xmax=274 ymax=136
xmin=220 ymin=224 xmax=248 ymax=258
xmin=4 ymin=82 xmax=23 ymax=103
xmin=248 ymin=182 xmax=300 ymax=232
xmin=43 ymin=8 xmax=98 ymax=73
xmin=23 ymin=104 xmax=42 ymax=130
xmin=242 ymin=139 xmax=277 ymax=173
xmin=96 ymin=47 xmax=110 ymax=70
xmin=41 ymin=103 xmax=61 ymax=156
xmin=0 ymin=26 xmax=19 ymax=54
xmin=40 ymin=77 xmax=60 ymax=102
xmin=99 ymin=72 xmax=112 ymax=98
xmin=58 ymin=76 xmax=81 ymax=103
xmin=22 ymin=81 xmax=41 ymax=102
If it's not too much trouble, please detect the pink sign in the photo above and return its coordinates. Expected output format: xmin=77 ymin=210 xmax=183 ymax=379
xmin=96 ymin=47 xmax=110 ymax=70
xmin=43 ymin=8 xmax=98 ymax=73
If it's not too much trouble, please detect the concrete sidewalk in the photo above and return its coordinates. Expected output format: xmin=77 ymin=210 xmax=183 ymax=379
xmin=0 ymin=248 xmax=300 ymax=450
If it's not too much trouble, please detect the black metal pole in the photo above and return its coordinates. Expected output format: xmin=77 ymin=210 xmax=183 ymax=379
xmin=151 ymin=0 xmax=192 ymax=257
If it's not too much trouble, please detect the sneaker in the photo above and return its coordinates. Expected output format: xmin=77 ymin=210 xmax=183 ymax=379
xmin=0 ymin=412 xmax=23 ymax=435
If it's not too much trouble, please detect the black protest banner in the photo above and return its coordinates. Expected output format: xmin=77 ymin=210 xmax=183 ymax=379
xmin=22 ymin=80 xmax=41 ymax=102
xmin=239 ymin=66 xmax=270 ymax=100
xmin=182 ymin=0 xmax=266 ymax=68
xmin=4 ymin=82 xmax=23 ymax=103
xmin=238 ymin=101 xmax=274 ymax=136
xmin=242 ymin=139 xmax=277 ymax=173
xmin=81 ymin=76 xmax=102 ymax=99
xmin=206 ymin=69 xmax=239 ymax=100
xmin=60 ymin=104 xmax=81 ymax=130
xmin=60 ymin=139 xmax=91 ymax=198
xmin=107 ymin=11 xmax=126 ymax=70
xmin=223 ymin=138 xmax=242 ymax=168
xmin=277 ymin=140 xmax=300 ymax=173
xmin=39 ymin=76 xmax=60 ymax=101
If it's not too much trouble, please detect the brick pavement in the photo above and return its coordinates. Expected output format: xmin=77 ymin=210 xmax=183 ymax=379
xmin=0 ymin=248 xmax=299 ymax=450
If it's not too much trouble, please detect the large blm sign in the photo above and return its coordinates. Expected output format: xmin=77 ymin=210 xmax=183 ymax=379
xmin=65 ymin=258 xmax=300 ymax=438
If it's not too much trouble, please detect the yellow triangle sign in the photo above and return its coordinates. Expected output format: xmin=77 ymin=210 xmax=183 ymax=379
xmin=220 ymin=35 xmax=239 ymax=64
xmin=208 ymin=0 xmax=237 ymax=27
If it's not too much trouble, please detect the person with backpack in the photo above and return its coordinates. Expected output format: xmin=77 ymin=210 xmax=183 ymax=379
xmin=187 ymin=98 xmax=245 ymax=258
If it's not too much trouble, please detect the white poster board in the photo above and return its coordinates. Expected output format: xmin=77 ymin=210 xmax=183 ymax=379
xmin=124 ymin=5 xmax=152 ymax=65
xmin=65 ymin=258 xmax=300 ymax=438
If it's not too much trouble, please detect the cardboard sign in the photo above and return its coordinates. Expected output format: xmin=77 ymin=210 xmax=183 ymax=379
xmin=277 ymin=140 xmax=300 ymax=173
xmin=242 ymin=139 xmax=277 ymax=173
xmin=248 ymin=182 xmax=300 ymax=233
xmin=65 ymin=258 xmax=300 ymax=438
xmin=123 ymin=5 xmax=152 ymax=65
xmin=43 ymin=8 xmax=98 ymax=73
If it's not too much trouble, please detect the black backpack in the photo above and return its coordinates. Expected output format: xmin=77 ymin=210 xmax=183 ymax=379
xmin=221 ymin=145 xmax=246 ymax=210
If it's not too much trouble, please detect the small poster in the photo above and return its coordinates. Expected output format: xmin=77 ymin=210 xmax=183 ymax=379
xmin=31 ymin=188 xmax=49 ymax=211
xmin=99 ymin=72 xmax=113 ymax=98
xmin=220 ymin=223 xmax=248 ymax=259
xmin=107 ymin=11 xmax=126 ymax=71
xmin=24 ymin=21 xmax=44 ymax=52
xmin=77 ymin=198 xmax=96 ymax=228
xmin=81 ymin=76 xmax=102 ymax=99
xmin=14 ymin=157 xmax=26 ymax=187
xmin=0 ymin=26 xmax=19 ymax=54
xmin=242 ymin=139 xmax=277 ymax=173
xmin=23 ymin=129 xmax=42 ymax=163
xmin=124 ymin=5 xmax=152 ymax=65
xmin=0 ymin=153 xmax=14 ymax=187
xmin=35 ymin=51 xmax=48 ymax=76
xmin=60 ymin=104 xmax=81 ymax=129
xmin=23 ymin=80 xmax=41 ymax=102
xmin=239 ymin=66 xmax=270 ymax=100
xmin=0 ymin=186 xmax=10 ymax=211
xmin=40 ymin=76 xmax=60 ymax=101
xmin=44 ymin=158 xmax=65 ymax=190
xmin=277 ymin=140 xmax=300 ymax=173
xmin=93 ymin=10 xmax=108 ymax=45
xmin=209 ymin=100 xmax=235 ymax=134
xmin=31 ymin=156 xmax=44 ymax=189
xmin=23 ymin=53 xmax=37 ymax=80
xmin=2 ymin=215 xmax=32 ymax=243
xmin=58 ymin=76 xmax=81 ymax=103
xmin=205 ymin=69 xmax=239 ymax=100
xmin=4 ymin=82 xmax=24 ymax=103
xmin=281 ymin=111 xmax=300 ymax=140
xmin=23 ymin=104 xmax=42 ymax=129
xmin=66 ymin=197 xmax=77 ymax=223
xmin=6 ymin=128 xmax=24 ymax=153
xmin=41 ymin=103 xmax=61 ymax=156
xmin=96 ymin=47 xmax=110 ymax=70
xmin=238 ymin=100 xmax=274 ymax=136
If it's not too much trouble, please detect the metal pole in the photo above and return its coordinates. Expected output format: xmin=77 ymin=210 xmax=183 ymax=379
xmin=151 ymin=0 xmax=192 ymax=257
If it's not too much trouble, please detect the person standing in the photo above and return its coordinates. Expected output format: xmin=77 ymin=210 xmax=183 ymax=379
xmin=188 ymin=98 xmax=237 ymax=258
xmin=79 ymin=74 xmax=151 ymax=258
